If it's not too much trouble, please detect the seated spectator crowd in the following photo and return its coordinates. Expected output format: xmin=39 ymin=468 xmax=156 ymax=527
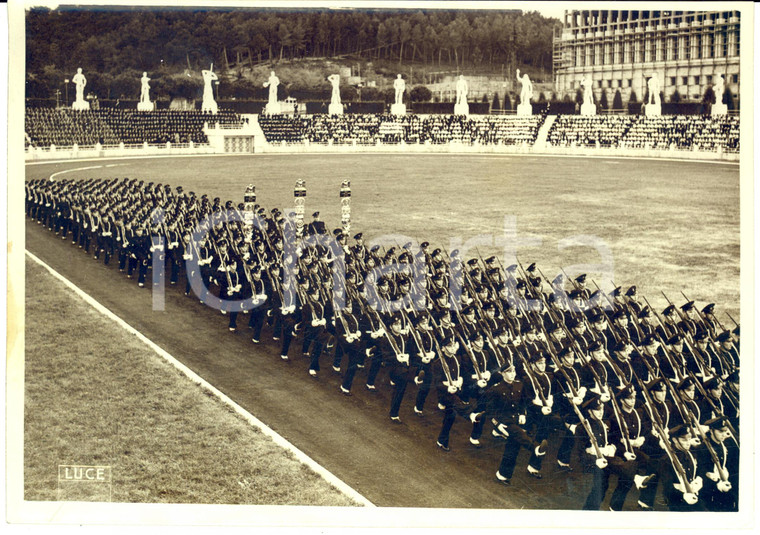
xmin=25 ymin=107 xmax=739 ymax=154
xmin=547 ymin=115 xmax=739 ymax=153
xmin=25 ymin=107 xmax=244 ymax=147
xmin=259 ymin=114 xmax=545 ymax=146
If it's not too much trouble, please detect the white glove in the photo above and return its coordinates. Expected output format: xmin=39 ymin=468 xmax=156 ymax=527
xmin=717 ymin=480 xmax=732 ymax=493
xmin=477 ymin=378 xmax=487 ymax=388
xmin=541 ymin=406 xmax=552 ymax=415
xmin=482 ymin=370 xmax=491 ymax=382
xmin=568 ymin=423 xmax=578 ymax=435
xmin=572 ymin=396 xmax=583 ymax=406
xmin=632 ymin=436 xmax=645 ymax=448
xmin=546 ymin=394 xmax=554 ymax=407
xmin=354 ymin=330 xmax=362 ymax=339
xmin=518 ymin=414 xmax=526 ymax=425
xmin=705 ymin=471 xmax=719 ymax=483
xmin=691 ymin=476 xmax=703 ymax=493
xmin=604 ymin=444 xmax=617 ymax=457
xmin=414 ymin=375 xmax=423 ymax=385
xmin=311 ymin=319 xmax=321 ymax=327
xmin=532 ymin=397 xmax=543 ymax=407
xmin=578 ymin=386 xmax=587 ymax=399
xmin=102 ymin=231 xmax=112 ymax=237
xmin=595 ymin=457 xmax=608 ymax=469
xmin=183 ymin=254 xmax=192 ymax=260
xmin=447 ymin=385 xmax=458 ymax=394
xmin=397 ymin=353 xmax=409 ymax=364
xmin=226 ymin=289 xmax=234 ymax=296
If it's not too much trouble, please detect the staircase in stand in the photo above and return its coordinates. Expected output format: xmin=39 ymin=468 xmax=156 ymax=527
xmin=533 ymin=115 xmax=556 ymax=149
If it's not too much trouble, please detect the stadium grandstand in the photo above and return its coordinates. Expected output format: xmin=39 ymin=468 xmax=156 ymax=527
xmin=25 ymin=108 xmax=740 ymax=154
xmin=25 ymin=108 xmax=245 ymax=147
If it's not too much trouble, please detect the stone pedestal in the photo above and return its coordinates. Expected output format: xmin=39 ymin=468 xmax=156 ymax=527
xmin=264 ymin=101 xmax=281 ymax=115
xmin=454 ymin=102 xmax=469 ymax=116
xmin=516 ymin=103 xmax=532 ymax=116
xmin=72 ymin=100 xmax=90 ymax=111
xmin=581 ymin=102 xmax=597 ymax=116
xmin=137 ymin=101 xmax=154 ymax=112
xmin=202 ymin=99 xmax=218 ymax=114
xmin=711 ymin=103 xmax=728 ymax=116
xmin=645 ymin=103 xmax=661 ymax=116
xmin=390 ymin=103 xmax=406 ymax=116
xmin=328 ymin=103 xmax=344 ymax=115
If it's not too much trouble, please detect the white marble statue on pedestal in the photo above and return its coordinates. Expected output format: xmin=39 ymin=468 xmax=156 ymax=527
xmin=137 ymin=71 xmax=154 ymax=111
xmin=580 ymin=75 xmax=597 ymax=115
xmin=711 ymin=74 xmax=727 ymax=116
xmin=645 ymin=75 xmax=661 ymax=116
xmin=454 ymin=74 xmax=469 ymax=116
xmin=516 ymin=69 xmax=533 ymax=116
xmin=71 ymin=68 xmax=90 ymax=110
xmin=391 ymin=74 xmax=406 ymax=115
xmin=327 ymin=73 xmax=343 ymax=115
xmin=201 ymin=65 xmax=219 ymax=114
xmin=263 ymin=70 xmax=281 ymax=115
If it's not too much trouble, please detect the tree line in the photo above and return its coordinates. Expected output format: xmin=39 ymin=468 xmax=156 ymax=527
xmin=26 ymin=7 xmax=559 ymax=100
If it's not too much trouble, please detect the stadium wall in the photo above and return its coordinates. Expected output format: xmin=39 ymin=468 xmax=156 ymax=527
xmin=24 ymin=138 xmax=738 ymax=163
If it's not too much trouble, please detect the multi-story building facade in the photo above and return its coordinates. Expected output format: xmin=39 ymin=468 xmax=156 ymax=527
xmin=553 ymin=10 xmax=740 ymax=106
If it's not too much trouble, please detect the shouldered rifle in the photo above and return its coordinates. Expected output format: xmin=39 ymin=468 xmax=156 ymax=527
xmin=515 ymin=351 xmax=552 ymax=415
xmin=634 ymin=373 xmax=699 ymax=504
xmin=575 ymin=402 xmax=609 ymax=469
xmin=400 ymin=308 xmax=434 ymax=365
xmin=428 ymin=313 xmax=461 ymax=393
xmin=607 ymin=385 xmax=638 ymax=461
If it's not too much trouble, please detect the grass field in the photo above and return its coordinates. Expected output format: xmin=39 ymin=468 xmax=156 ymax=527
xmin=28 ymin=153 xmax=741 ymax=322
xmin=23 ymin=257 xmax=359 ymax=506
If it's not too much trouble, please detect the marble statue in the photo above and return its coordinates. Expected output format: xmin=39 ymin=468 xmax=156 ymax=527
xmin=328 ymin=74 xmax=341 ymax=105
xmin=516 ymin=69 xmax=533 ymax=105
xmin=140 ymin=72 xmax=151 ymax=102
xmin=264 ymin=71 xmax=280 ymax=106
xmin=393 ymin=74 xmax=406 ymax=105
xmin=201 ymin=65 xmax=219 ymax=114
xmin=71 ymin=68 xmax=90 ymax=110
xmin=647 ymin=76 xmax=660 ymax=105
xmin=713 ymin=75 xmax=725 ymax=101
xmin=455 ymin=75 xmax=468 ymax=106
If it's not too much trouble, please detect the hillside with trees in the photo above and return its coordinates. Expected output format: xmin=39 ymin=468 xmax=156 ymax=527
xmin=26 ymin=7 xmax=560 ymax=104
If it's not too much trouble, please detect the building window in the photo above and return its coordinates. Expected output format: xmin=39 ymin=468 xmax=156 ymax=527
xmin=627 ymin=78 xmax=632 ymax=87
xmin=624 ymin=41 xmax=632 ymax=63
xmin=732 ymin=74 xmax=739 ymax=83
xmin=694 ymin=75 xmax=700 ymax=85
xmin=670 ymin=76 xmax=677 ymax=86
xmin=618 ymin=79 xmax=623 ymax=88
xmin=682 ymin=76 xmax=688 ymax=86
xmin=706 ymin=74 xmax=713 ymax=84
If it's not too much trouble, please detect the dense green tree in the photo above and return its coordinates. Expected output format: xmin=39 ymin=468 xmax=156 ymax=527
xmin=612 ymin=89 xmax=623 ymax=110
xmin=410 ymin=85 xmax=432 ymax=102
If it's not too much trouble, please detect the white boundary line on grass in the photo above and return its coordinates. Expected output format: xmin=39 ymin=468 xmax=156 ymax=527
xmin=25 ymin=249 xmax=376 ymax=508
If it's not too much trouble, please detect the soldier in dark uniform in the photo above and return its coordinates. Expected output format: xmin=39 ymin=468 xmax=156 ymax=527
xmin=247 ymin=264 xmax=269 ymax=343
xmin=551 ymin=346 xmax=586 ymax=471
xmin=410 ymin=313 xmax=437 ymax=416
xmin=637 ymin=378 xmax=673 ymax=509
xmin=522 ymin=352 xmax=558 ymax=479
xmin=605 ymin=386 xmax=654 ymax=510
xmin=334 ymin=297 xmax=363 ymax=395
xmin=695 ymin=417 xmax=738 ymax=511
xmin=377 ymin=313 xmax=412 ymax=423
xmin=302 ymin=285 xmax=329 ymax=377
xmin=493 ymin=363 xmax=548 ymax=485
xmin=129 ymin=224 xmax=150 ymax=287
xmin=662 ymin=424 xmax=705 ymax=511
xmin=580 ymin=393 xmax=617 ymax=510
